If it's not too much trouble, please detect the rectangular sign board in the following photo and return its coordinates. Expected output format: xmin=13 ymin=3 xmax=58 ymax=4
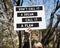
xmin=14 ymin=5 xmax=46 ymax=30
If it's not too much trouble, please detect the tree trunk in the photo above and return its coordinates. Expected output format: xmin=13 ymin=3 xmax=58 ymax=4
xmin=16 ymin=0 xmax=23 ymax=48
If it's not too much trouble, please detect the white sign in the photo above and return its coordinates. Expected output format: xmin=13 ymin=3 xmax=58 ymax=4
xmin=14 ymin=5 xmax=46 ymax=30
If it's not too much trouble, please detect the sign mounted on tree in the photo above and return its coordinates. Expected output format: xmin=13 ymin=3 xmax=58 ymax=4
xmin=14 ymin=5 xmax=46 ymax=30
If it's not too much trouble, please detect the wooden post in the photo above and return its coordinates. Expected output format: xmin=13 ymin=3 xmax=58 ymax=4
xmin=29 ymin=31 xmax=31 ymax=48
xmin=18 ymin=31 xmax=22 ymax=48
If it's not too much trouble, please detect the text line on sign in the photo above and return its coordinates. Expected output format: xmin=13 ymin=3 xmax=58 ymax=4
xmin=17 ymin=23 xmax=39 ymax=28
xmin=16 ymin=6 xmax=43 ymax=11
xmin=17 ymin=12 xmax=37 ymax=17
xmin=22 ymin=17 xmax=42 ymax=22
